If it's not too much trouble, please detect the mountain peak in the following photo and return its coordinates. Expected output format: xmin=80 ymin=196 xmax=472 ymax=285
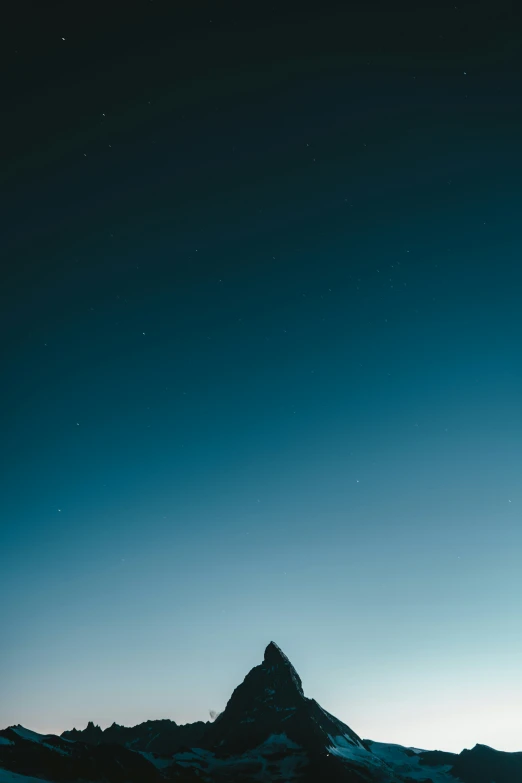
xmin=264 ymin=641 xmax=288 ymax=664
xmin=201 ymin=641 xmax=368 ymax=758
xmin=262 ymin=641 xmax=304 ymax=696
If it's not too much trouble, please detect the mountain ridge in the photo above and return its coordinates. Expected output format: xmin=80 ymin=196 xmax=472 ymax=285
xmin=63 ymin=717 xmax=207 ymax=756
xmin=2 ymin=641 xmax=521 ymax=782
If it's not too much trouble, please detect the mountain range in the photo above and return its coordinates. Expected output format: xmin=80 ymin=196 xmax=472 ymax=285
xmin=1 ymin=642 xmax=521 ymax=782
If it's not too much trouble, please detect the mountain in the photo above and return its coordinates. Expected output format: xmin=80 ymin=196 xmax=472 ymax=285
xmin=0 ymin=725 xmax=161 ymax=783
xmin=2 ymin=641 xmax=522 ymax=782
xmin=450 ymin=743 xmax=522 ymax=783
xmin=63 ymin=718 xmax=207 ymax=756
xmin=202 ymin=641 xmax=367 ymax=756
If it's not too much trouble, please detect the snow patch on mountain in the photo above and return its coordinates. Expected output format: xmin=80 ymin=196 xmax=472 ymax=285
xmin=368 ymin=741 xmax=455 ymax=782
xmin=173 ymin=733 xmax=307 ymax=781
xmin=0 ymin=771 xmax=56 ymax=783
xmin=8 ymin=727 xmax=70 ymax=757
xmin=138 ymin=751 xmax=174 ymax=769
xmin=328 ymin=734 xmax=371 ymax=759
xmin=9 ymin=728 xmax=44 ymax=744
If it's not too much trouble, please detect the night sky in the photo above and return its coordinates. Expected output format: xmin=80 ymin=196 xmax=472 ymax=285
xmin=1 ymin=0 xmax=522 ymax=754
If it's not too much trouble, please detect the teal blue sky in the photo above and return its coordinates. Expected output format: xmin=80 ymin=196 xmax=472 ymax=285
xmin=1 ymin=1 xmax=521 ymax=753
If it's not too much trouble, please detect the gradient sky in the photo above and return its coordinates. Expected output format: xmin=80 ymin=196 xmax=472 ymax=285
xmin=1 ymin=0 xmax=522 ymax=755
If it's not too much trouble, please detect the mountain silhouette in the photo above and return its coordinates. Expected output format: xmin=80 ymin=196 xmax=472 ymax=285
xmin=1 ymin=642 xmax=521 ymax=782
xmin=201 ymin=641 xmax=368 ymax=757
xmin=63 ymin=717 xmax=207 ymax=756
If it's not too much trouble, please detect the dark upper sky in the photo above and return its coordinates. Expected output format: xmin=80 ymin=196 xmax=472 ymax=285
xmin=1 ymin=0 xmax=521 ymax=752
